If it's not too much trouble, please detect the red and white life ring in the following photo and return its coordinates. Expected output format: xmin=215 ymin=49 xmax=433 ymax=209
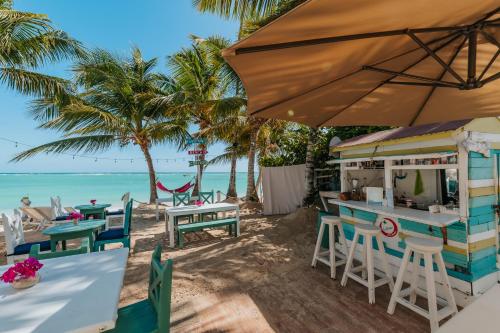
xmin=377 ymin=217 xmax=398 ymax=237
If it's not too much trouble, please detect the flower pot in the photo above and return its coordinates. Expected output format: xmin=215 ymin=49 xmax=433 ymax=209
xmin=73 ymin=218 xmax=79 ymax=225
xmin=11 ymin=273 xmax=40 ymax=289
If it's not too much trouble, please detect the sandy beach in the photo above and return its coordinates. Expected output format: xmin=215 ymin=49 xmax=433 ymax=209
xmin=0 ymin=202 xmax=430 ymax=332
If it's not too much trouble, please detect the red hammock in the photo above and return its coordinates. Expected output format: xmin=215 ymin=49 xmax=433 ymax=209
xmin=156 ymin=180 xmax=194 ymax=194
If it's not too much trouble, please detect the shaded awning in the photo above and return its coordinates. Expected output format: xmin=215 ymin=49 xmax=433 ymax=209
xmin=223 ymin=0 xmax=500 ymax=127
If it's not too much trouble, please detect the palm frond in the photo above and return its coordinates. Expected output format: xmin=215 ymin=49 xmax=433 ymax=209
xmin=0 ymin=66 xmax=71 ymax=96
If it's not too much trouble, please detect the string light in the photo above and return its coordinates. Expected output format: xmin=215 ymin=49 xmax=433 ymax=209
xmin=0 ymin=136 xmax=216 ymax=162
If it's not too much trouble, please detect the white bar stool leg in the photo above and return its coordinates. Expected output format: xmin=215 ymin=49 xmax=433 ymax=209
xmin=375 ymin=234 xmax=394 ymax=291
xmin=388 ymin=247 xmax=412 ymax=314
xmin=409 ymin=252 xmax=422 ymax=304
xmin=366 ymin=235 xmax=375 ymax=304
xmin=361 ymin=235 xmax=367 ymax=280
xmin=311 ymin=221 xmax=326 ymax=267
xmin=337 ymin=223 xmax=349 ymax=258
xmin=436 ymin=252 xmax=458 ymax=315
xmin=328 ymin=223 xmax=336 ymax=279
xmin=424 ymin=253 xmax=439 ymax=332
xmin=341 ymin=230 xmax=359 ymax=287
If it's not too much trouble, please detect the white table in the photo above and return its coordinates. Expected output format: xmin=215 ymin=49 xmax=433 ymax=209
xmin=0 ymin=248 xmax=129 ymax=333
xmin=437 ymin=284 xmax=500 ymax=333
xmin=165 ymin=202 xmax=240 ymax=248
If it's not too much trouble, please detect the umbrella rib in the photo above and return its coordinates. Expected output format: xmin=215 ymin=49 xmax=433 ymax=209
xmin=478 ymin=49 xmax=500 ymax=81
xmin=481 ymin=71 xmax=500 ymax=85
xmin=363 ymin=66 xmax=461 ymax=88
xmin=250 ymin=31 xmax=460 ymax=118
xmin=409 ymin=36 xmax=468 ymax=126
xmin=234 ymin=26 xmax=466 ymax=55
xmin=407 ymin=31 xmax=465 ymax=85
xmin=316 ymin=33 xmax=463 ymax=127
xmin=479 ymin=31 xmax=500 ymax=49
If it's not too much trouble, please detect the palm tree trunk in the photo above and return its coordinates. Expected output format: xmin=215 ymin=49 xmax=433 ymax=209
xmin=227 ymin=153 xmax=237 ymax=198
xmin=140 ymin=144 xmax=158 ymax=204
xmin=304 ymin=127 xmax=318 ymax=205
xmin=246 ymin=125 xmax=259 ymax=202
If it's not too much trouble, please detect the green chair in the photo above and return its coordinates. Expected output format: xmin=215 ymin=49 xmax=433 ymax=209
xmin=172 ymin=193 xmax=193 ymax=224
xmin=105 ymin=244 xmax=173 ymax=333
xmin=29 ymin=239 xmax=89 ymax=259
xmin=93 ymin=199 xmax=133 ymax=252
xmin=199 ymin=190 xmax=216 ymax=220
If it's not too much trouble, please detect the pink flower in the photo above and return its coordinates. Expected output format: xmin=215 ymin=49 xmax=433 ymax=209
xmin=1 ymin=258 xmax=43 ymax=283
xmin=67 ymin=211 xmax=84 ymax=220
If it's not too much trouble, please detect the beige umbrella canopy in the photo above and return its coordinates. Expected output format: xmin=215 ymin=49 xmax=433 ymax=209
xmin=222 ymin=0 xmax=500 ymax=127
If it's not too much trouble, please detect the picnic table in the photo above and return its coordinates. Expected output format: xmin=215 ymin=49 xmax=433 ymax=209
xmin=164 ymin=202 xmax=240 ymax=248
xmin=0 ymin=248 xmax=128 ymax=333
xmin=75 ymin=203 xmax=111 ymax=219
xmin=43 ymin=219 xmax=106 ymax=252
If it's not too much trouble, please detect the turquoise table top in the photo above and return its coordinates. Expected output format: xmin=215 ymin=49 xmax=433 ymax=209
xmin=74 ymin=204 xmax=111 ymax=210
xmin=43 ymin=219 xmax=106 ymax=235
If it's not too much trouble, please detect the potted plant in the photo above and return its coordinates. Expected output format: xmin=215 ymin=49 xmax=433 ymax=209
xmin=1 ymin=258 xmax=43 ymax=289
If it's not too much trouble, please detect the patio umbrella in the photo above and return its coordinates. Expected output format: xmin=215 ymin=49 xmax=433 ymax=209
xmin=222 ymin=0 xmax=500 ymax=127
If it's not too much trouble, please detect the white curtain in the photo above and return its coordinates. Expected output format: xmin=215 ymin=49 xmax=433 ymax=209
xmin=262 ymin=164 xmax=306 ymax=215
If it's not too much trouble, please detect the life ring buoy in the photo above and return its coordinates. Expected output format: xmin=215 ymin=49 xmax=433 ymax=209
xmin=378 ymin=217 xmax=398 ymax=238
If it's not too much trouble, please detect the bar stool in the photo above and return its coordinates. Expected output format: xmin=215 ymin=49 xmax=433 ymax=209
xmin=311 ymin=215 xmax=349 ymax=279
xmin=387 ymin=237 xmax=458 ymax=332
xmin=341 ymin=224 xmax=394 ymax=304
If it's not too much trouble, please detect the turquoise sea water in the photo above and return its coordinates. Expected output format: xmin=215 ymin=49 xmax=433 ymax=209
xmin=0 ymin=172 xmax=247 ymax=214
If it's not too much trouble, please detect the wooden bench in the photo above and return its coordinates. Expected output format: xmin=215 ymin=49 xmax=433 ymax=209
xmin=177 ymin=218 xmax=237 ymax=248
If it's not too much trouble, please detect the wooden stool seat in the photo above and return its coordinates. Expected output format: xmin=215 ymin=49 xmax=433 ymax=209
xmin=341 ymin=223 xmax=394 ymax=304
xmin=311 ymin=216 xmax=349 ymax=279
xmin=405 ymin=237 xmax=442 ymax=252
xmin=354 ymin=224 xmax=379 ymax=235
xmin=387 ymin=236 xmax=458 ymax=332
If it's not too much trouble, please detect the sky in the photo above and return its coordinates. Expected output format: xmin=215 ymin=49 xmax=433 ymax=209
xmin=0 ymin=0 xmax=242 ymax=173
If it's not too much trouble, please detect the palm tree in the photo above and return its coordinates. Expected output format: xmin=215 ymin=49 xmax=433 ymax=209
xmin=167 ymin=36 xmax=245 ymax=195
xmin=204 ymin=109 xmax=249 ymax=198
xmin=193 ymin=0 xmax=281 ymax=20
xmin=0 ymin=0 xmax=84 ymax=96
xmin=12 ymin=48 xmax=189 ymax=203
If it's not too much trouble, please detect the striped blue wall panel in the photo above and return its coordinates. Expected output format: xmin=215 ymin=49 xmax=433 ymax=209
xmin=470 ymin=205 xmax=495 ymax=217
xmin=469 ymin=255 xmax=497 ymax=274
xmin=469 ymin=195 xmax=497 ymax=208
xmin=399 ymin=219 xmax=443 ymax=238
xmin=469 ymin=221 xmax=496 ymax=235
xmin=469 ymin=157 xmax=494 ymax=168
xmin=442 ymin=251 xmax=468 ymax=268
xmin=470 ymin=152 xmax=492 ymax=158
xmin=470 ymin=247 xmax=497 ymax=262
xmin=468 ymin=213 xmax=496 ymax=226
xmin=446 ymin=223 xmax=467 ymax=243
xmin=339 ymin=206 xmax=377 ymax=222
xmin=339 ymin=206 xmax=351 ymax=217
xmin=469 ymin=167 xmax=494 ymax=180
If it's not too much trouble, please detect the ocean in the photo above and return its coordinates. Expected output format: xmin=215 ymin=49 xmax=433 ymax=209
xmin=0 ymin=172 xmax=248 ymax=214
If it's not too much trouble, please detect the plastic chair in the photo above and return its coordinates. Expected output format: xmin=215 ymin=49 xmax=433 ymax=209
xmin=30 ymin=239 xmax=89 ymax=259
xmin=94 ymin=199 xmax=133 ymax=251
xmin=105 ymin=244 xmax=173 ymax=333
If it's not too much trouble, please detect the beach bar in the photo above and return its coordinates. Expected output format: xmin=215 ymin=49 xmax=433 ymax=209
xmin=327 ymin=118 xmax=500 ymax=306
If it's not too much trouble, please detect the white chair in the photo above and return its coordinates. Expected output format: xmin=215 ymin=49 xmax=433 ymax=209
xmin=2 ymin=209 xmax=52 ymax=264
xmin=311 ymin=215 xmax=349 ymax=279
xmin=105 ymin=192 xmax=130 ymax=229
xmin=387 ymin=237 xmax=458 ymax=332
xmin=341 ymin=224 xmax=394 ymax=304
xmin=50 ymin=196 xmax=70 ymax=223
